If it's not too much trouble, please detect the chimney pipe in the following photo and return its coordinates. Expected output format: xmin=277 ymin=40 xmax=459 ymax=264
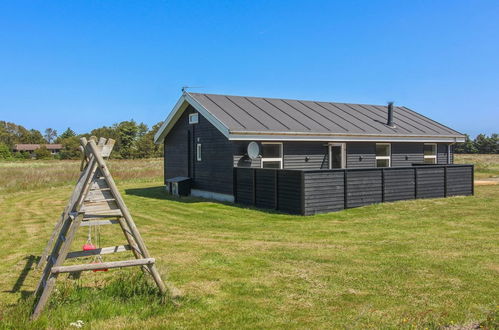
xmin=387 ymin=102 xmax=395 ymax=127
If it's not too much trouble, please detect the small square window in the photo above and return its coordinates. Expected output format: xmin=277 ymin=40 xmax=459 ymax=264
xmin=189 ymin=113 xmax=199 ymax=124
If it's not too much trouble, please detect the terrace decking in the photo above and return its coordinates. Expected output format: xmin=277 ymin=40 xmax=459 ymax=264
xmin=234 ymin=164 xmax=474 ymax=215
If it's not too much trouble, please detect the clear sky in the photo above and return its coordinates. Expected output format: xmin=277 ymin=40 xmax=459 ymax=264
xmin=0 ymin=1 xmax=497 ymax=137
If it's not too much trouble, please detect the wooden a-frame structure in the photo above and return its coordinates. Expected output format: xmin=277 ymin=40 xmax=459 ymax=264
xmin=32 ymin=137 xmax=166 ymax=320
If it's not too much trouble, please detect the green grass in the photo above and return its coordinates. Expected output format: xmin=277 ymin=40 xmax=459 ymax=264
xmin=454 ymin=154 xmax=499 ymax=180
xmin=0 ymin=156 xmax=498 ymax=329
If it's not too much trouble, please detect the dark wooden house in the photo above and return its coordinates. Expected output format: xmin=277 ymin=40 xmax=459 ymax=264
xmin=154 ymin=92 xmax=471 ymax=214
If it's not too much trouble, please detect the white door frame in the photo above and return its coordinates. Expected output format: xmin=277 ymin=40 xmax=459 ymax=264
xmin=328 ymin=143 xmax=346 ymax=169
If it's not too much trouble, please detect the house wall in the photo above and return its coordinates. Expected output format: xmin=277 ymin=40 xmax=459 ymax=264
xmin=191 ymin=106 xmax=234 ymax=195
xmin=232 ymin=141 xmax=452 ymax=170
xmin=164 ymin=111 xmax=454 ymax=199
xmin=164 ymin=106 xmax=234 ymax=196
xmin=283 ymin=142 xmax=329 ymax=169
xmin=346 ymin=143 xmax=376 ymax=168
xmin=164 ymin=111 xmax=189 ymax=181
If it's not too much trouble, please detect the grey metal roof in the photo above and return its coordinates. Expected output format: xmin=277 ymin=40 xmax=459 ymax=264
xmin=188 ymin=92 xmax=462 ymax=137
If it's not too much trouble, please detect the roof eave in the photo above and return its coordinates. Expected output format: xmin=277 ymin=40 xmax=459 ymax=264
xmin=228 ymin=131 xmax=465 ymax=143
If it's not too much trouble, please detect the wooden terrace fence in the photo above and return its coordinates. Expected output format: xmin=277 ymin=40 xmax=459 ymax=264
xmin=233 ymin=164 xmax=474 ymax=215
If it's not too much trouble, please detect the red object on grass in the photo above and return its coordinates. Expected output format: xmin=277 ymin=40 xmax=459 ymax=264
xmin=82 ymin=243 xmax=96 ymax=251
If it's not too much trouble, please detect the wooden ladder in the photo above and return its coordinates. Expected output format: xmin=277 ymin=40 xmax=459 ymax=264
xmin=32 ymin=137 xmax=166 ymax=320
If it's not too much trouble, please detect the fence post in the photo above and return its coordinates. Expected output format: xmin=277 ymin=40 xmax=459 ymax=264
xmin=414 ymin=167 xmax=418 ymax=199
xmin=443 ymin=166 xmax=447 ymax=197
xmin=233 ymin=168 xmax=237 ymax=203
xmin=300 ymin=171 xmax=305 ymax=215
xmin=343 ymin=169 xmax=348 ymax=209
xmin=275 ymin=170 xmax=278 ymax=210
xmin=471 ymin=165 xmax=474 ymax=196
xmin=381 ymin=168 xmax=385 ymax=202
xmin=252 ymin=169 xmax=256 ymax=206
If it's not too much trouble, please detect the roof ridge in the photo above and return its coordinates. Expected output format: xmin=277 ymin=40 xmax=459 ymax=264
xmin=189 ymin=92 xmax=402 ymax=108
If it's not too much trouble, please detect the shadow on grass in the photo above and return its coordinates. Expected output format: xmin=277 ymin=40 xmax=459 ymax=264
xmin=125 ymin=186 xmax=201 ymax=203
xmin=124 ymin=185 xmax=295 ymax=216
xmin=4 ymin=255 xmax=38 ymax=294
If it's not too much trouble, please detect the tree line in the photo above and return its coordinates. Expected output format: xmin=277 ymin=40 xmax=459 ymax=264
xmin=453 ymin=134 xmax=499 ymax=154
xmin=0 ymin=120 xmax=163 ymax=160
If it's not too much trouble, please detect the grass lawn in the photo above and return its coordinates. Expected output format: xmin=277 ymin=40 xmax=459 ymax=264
xmin=0 ymin=155 xmax=497 ymax=329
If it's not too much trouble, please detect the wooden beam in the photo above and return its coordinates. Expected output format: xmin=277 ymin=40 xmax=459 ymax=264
xmin=51 ymin=258 xmax=155 ymax=274
xmin=66 ymin=245 xmax=131 ymax=259
xmin=80 ymin=219 xmax=121 ymax=226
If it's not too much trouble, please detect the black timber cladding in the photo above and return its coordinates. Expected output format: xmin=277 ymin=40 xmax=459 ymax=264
xmin=234 ymin=164 xmax=473 ymax=215
xmin=283 ymin=142 xmax=329 ymax=169
xmin=164 ymin=105 xmax=234 ymax=195
xmin=164 ymin=111 xmax=189 ymax=182
xmin=190 ymin=106 xmax=234 ymax=195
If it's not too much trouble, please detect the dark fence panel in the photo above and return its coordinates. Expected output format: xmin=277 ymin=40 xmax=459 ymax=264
xmin=234 ymin=164 xmax=473 ymax=215
xmin=446 ymin=166 xmax=473 ymax=196
xmin=346 ymin=169 xmax=382 ymax=208
xmin=304 ymin=171 xmax=344 ymax=215
xmin=255 ymin=169 xmax=276 ymax=209
xmin=234 ymin=168 xmax=254 ymax=205
xmin=277 ymin=170 xmax=302 ymax=214
xmin=383 ymin=168 xmax=415 ymax=202
xmin=416 ymin=167 xmax=445 ymax=199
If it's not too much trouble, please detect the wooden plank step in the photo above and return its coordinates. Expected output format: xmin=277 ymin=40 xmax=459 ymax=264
xmin=85 ymin=198 xmax=116 ymax=204
xmin=83 ymin=209 xmax=122 ymax=217
xmin=66 ymin=245 xmax=131 ymax=258
xmin=89 ymin=187 xmax=111 ymax=191
xmin=51 ymin=258 xmax=155 ymax=273
xmin=80 ymin=219 xmax=121 ymax=226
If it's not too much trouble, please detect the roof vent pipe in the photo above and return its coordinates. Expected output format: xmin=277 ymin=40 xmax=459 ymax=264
xmin=387 ymin=102 xmax=395 ymax=127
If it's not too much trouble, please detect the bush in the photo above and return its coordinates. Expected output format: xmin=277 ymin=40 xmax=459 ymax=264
xmin=34 ymin=146 xmax=52 ymax=160
xmin=0 ymin=143 xmax=12 ymax=159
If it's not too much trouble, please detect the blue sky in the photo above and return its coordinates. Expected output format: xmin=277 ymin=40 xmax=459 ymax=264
xmin=0 ymin=1 xmax=497 ymax=137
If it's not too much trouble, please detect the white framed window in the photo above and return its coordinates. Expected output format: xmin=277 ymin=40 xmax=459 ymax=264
xmin=376 ymin=143 xmax=391 ymax=167
xmin=189 ymin=113 xmax=199 ymax=124
xmin=261 ymin=142 xmax=283 ymax=169
xmin=424 ymin=143 xmax=437 ymax=164
xmin=196 ymin=143 xmax=202 ymax=161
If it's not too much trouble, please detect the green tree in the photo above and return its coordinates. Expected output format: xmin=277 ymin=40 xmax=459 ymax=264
xmin=57 ymin=127 xmax=76 ymax=141
xmin=0 ymin=143 xmax=12 ymax=159
xmin=59 ymin=136 xmax=82 ymax=159
xmin=454 ymin=134 xmax=477 ymax=154
xmin=22 ymin=129 xmax=45 ymax=144
xmin=116 ymin=120 xmax=140 ymax=158
xmin=34 ymin=145 xmax=52 ymax=159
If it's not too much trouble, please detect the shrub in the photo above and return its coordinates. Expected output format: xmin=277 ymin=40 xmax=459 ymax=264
xmin=0 ymin=143 xmax=12 ymax=159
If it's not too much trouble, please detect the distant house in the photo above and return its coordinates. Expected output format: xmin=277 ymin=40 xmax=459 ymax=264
xmin=154 ymin=92 xmax=469 ymax=212
xmin=13 ymin=144 xmax=63 ymax=155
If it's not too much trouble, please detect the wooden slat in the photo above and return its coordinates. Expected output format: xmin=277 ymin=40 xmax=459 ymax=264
xmin=51 ymin=258 xmax=155 ymax=274
xmin=83 ymin=209 xmax=122 ymax=217
xmin=66 ymin=245 xmax=131 ymax=258
xmin=80 ymin=219 xmax=121 ymax=226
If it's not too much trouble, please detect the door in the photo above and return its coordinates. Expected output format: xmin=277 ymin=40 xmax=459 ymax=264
xmin=329 ymin=143 xmax=346 ymax=168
